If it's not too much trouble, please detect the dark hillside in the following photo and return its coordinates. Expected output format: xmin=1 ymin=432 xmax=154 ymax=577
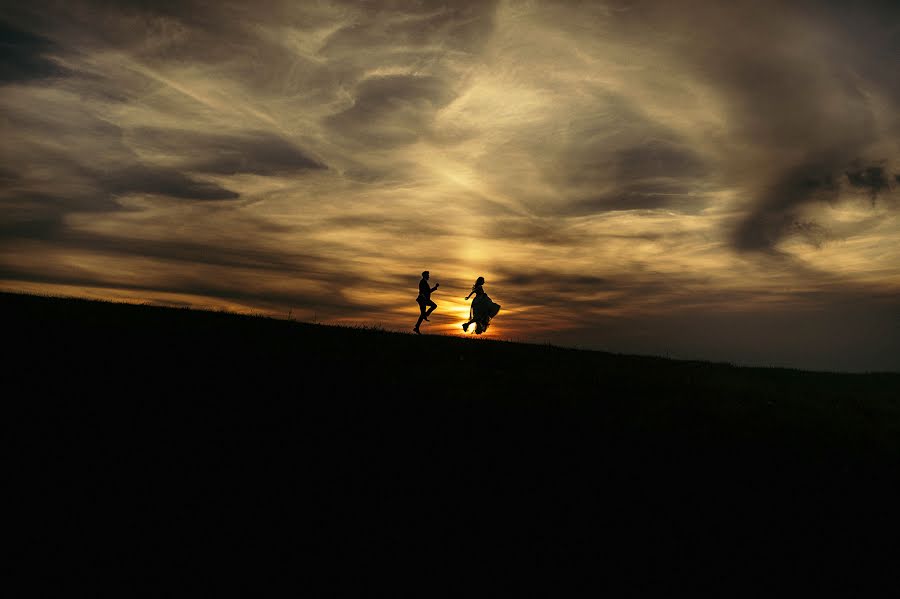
xmin=5 ymin=291 xmax=900 ymax=590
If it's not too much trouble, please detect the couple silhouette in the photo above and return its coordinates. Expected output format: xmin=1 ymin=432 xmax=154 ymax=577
xmin=414 ymin=271 xmax=501 ymax=335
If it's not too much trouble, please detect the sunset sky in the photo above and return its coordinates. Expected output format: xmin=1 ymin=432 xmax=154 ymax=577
xmin=2 ymin=1 xmax=899 ymax=371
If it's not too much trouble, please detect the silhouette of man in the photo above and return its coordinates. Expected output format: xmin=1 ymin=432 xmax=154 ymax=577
xmin=414 ymin=270 xmax=439 ymax=334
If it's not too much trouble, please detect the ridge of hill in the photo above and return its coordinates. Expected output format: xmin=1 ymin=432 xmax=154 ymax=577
xmin=6 ymin=290 xmax=899 ymax=456
xmin=5 ymin=289 xmax=897 ymax=392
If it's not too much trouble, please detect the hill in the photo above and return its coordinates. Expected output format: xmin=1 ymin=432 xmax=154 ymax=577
xmin=5 ymin=291 xmax=900 ymax=590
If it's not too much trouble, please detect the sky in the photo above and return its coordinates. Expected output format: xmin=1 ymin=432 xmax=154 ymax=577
xmin=1 ymin=0 xmax=899 ymax=372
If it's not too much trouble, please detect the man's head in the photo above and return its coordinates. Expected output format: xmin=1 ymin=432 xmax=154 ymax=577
xmin=422 ymin=271 xmax=430 ymax=279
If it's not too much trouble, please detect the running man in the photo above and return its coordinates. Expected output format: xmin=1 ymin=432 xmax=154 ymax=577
xmin=414 ymin=270 xmax=439 ymax=334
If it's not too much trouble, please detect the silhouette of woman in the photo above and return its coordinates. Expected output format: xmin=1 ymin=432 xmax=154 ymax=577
xmin=462 ymin=276 xmax=501 ymax=335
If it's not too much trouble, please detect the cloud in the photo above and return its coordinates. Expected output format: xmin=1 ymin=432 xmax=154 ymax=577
xmin=130 ymin=128 xmax=326 ymax=175
xmin=100 ymin=166 xmax=239 ymax=201
xmin=325 ymin=75 xmax=457 ymax=148
xmin=732 ymin=161 xmax=841 ymax=252
xmin=846 ymin=165 xmax=891 ymax=202
xmin=0 ymin=166 xmax=19 ymax=183
xmin=0 ymin=20 xmax=69 ymax=83
xmin=545 ymin=130 xmax=711 ymax=215
xmin=733 ymin=159 xmax=899 ymax=253
xmin=319 ymin=1 xmax=498 ymax=63
xmin=668 ymin=1 xmax=897 ymax=253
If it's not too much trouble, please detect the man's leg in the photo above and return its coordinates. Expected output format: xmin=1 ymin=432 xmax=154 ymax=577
xmin=424 ymin=299 xmax=437 ymax=320
xmin=414 ymin=300 xmax=427 ymax=331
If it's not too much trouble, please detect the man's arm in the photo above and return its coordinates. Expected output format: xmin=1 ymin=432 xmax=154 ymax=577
xmin=430 ymin=283 xmax=440 ymax=292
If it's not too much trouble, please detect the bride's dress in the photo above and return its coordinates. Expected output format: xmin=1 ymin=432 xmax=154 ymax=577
xmin=470 ymin=293 xmax=501 ymax=334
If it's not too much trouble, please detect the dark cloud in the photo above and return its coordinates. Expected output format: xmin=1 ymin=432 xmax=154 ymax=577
xmin=130 ymin=128 xmax=326 ymax=176
xmin=0 ymin=213 xmax=63 ymax=240
xmin=0 ymin=191 xmax=123 ymax=241
xmin=0 ymin=20 xmax=69 ymax=83
xmin=0 ymin=166 xmax=19 ymax=182
xmin=529 ymin=145 xmax=707 ymax=217
xmin=786 ymin=219 xmax=832 ymax=249
xmin=616 ymin=140 xmax=707 ymax=182
xmin=3 ymin=1 xmax=340 ymax=99
xmin=529 ymin=93 xmax=714 ymax=216
xmin=564 ymin=141 xmax=708 ymax=214
xmin=485 ymin=218 xmax=591 ymax=246
xmin=0 ymin=112 xmax=244 ymax=244
xmin=0 ymin=261 xmax=370 ymax=319
xmin=846 ymin=165 xmax=890 ymax=202
xmin=100 ymin=166 xmax=239 ymax=201
xmin=326 ymin=75 xmax=457 ymax=148
xmin=733 ymin=161 xmax=840 ymax=252
xmin=597 ymin=1 xmax=899 ymax=252
xmin=734 ymin=159 xmax=899 ymax=252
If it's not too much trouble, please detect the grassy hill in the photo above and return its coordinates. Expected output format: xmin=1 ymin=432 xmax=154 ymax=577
xmin=6 ymin=291 xmax=900 ymax=589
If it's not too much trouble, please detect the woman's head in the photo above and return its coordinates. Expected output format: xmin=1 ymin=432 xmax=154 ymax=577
xmin=475 ymin=276 xmax=485 ymax=286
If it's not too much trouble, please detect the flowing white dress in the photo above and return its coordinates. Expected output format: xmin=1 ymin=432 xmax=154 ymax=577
xmin=469 ymin=285 xmax=501 ymax=334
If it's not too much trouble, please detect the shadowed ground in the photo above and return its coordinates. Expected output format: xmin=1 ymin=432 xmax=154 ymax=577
xmin=5 ymin=292 xmax=899 ymax=592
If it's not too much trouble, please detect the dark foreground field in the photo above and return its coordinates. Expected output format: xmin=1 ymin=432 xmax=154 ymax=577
xmin=5 ymin=291 xmax=900 ymax=591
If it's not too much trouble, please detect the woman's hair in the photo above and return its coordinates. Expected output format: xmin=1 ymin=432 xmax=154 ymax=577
xmin=472 ymin=276 xmax=485 ymax=290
